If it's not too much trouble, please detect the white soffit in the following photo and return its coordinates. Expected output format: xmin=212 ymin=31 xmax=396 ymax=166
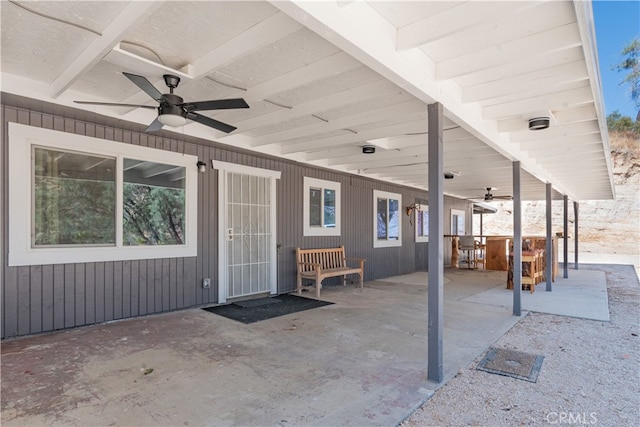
xmin=0 ymin=0 xmax=614 ymax=201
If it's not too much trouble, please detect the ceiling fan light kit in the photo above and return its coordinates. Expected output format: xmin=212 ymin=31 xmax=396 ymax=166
xmin=158 ymin=99 xmax=188 ymax=126
xmin=528 ymin=117 xmax=550 ymax=130
xmin=74 ymin=72 xmax=249 ymax=133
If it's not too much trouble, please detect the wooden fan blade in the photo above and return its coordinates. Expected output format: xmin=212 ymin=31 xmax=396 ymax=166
xmin=123 ymin=72 xmax=163 ymax=101
xmin=187 ymin=112 xmax=236 ymax=133
xmin=74 ymin=101 xmax=156 ymax=109
xmin=182 ymin=98 xmax=249 ymax=112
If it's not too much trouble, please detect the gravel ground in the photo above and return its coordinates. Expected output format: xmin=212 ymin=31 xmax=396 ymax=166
xmin=403 ymin=264 xmax=640 ymax=427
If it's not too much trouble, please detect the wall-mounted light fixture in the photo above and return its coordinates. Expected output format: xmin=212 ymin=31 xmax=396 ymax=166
xmin=197 ymin=161 xmax=207 ymax=173
xmin=406 ymin=202 xmax=422 ymax=226
xmin=528 ymin=117 xmax=550 ymax=130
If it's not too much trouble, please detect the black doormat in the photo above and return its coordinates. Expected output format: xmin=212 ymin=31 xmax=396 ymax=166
xmin=476 ymin=347 xmax=544 ymax=383
xmin=202 ymin=294 xmax=333 ymax=324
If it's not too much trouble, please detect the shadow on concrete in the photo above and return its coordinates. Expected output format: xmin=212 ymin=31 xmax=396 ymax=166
xmin=1 ymin=267 xmax=609 ymax=426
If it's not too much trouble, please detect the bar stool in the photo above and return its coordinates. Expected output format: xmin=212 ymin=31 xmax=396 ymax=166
xmin=458 ymin=235 xmax=477 ymax=269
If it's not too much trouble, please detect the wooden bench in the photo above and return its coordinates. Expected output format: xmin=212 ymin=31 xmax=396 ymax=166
xmin=296 ymin=246 xmax=366 ymax=298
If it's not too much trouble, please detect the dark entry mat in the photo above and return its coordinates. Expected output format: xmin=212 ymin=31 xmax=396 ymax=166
xmin=476 ymin=347 xmax=544 ymax=382
xmin=202 ymin=294 xmax=333 ymax=324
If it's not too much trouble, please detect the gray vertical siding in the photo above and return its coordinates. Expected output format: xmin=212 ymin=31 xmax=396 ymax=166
xmin=1 ymin=101 xmax=472 ymax=338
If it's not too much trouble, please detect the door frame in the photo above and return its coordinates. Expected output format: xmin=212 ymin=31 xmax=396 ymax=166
xmin=212 ymin=161 xmax=281 ymax=303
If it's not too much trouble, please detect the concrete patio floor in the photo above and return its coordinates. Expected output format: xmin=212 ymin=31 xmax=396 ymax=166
xmin=1 ymin=267 xmax=609 ymax=426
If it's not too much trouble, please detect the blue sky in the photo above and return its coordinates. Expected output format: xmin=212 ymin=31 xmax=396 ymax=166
xmin=593 ymin=0 xmax=640 ymax=118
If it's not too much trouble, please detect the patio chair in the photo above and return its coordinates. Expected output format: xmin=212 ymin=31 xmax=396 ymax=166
xmin=458 ymin=235 xmax=477 ymax=269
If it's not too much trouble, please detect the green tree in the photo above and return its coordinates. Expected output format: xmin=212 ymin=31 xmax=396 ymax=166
xmin=123 ymin=184 xmax=185 ymax=246
xmin=613 ymin=37 xmax=640 ymax=120
xmin=607 ymin=110 xmax=640 ymax=134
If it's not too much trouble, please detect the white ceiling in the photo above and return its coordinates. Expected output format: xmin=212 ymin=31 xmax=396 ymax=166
xmin=0 ymin=0 xmax=614 ymax=202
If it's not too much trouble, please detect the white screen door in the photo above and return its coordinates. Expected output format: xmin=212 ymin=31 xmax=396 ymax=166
xmin=214 ymin=161 xmax=280 ymax=303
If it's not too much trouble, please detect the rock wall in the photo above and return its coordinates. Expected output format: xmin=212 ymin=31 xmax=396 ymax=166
xmin=474 ymin=135 xmax=639 ymax=258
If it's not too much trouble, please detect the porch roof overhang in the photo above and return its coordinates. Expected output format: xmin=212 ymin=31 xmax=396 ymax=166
xmin=473 ymin=202 xmax=498 ymax=215
xmin=0 ymin=0 xmax=614 ymax=202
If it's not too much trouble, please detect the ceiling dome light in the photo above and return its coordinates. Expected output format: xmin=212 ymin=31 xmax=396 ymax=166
xmin=362 ymin=145 xmax=376 ymax=154
xmin=158 ymin=103 xmax=188 ymax=127
xmin=528 ymin=117 xmax=550 ymax=130
xmin=158 ymin=114 xmax=188 ymax=127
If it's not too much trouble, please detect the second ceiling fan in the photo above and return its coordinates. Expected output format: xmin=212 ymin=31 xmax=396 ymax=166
xmin=481 ymin=187 xmax=512 ymax=201
xmin=75 ymin=72 xmax=249 ymax=133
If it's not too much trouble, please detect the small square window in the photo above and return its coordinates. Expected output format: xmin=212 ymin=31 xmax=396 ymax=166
xmin=373 ymin=190 xmax=402 ymax=248
xmin=451 ymin=209 xmax=466 ymax=235
xmin=415 ymin=204 xmax=429 ymax=243
xmin=303 ymin=177 xmax=341 ymax=236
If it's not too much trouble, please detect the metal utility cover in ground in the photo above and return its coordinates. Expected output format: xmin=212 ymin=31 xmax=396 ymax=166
xmin=476 ymin=348 xmax=544 ymax=383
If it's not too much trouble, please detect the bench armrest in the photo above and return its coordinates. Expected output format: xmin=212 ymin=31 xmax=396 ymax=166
xmin=298 ymin=261 xmax=323 ymax=270
xmin=344 ymin=257 xmax=366 ymax=269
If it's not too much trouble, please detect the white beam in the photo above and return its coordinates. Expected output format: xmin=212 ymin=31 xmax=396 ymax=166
xmin=236 ymin=79 xmax=397 ymax=132
xmin=280 ymin=118 xmax=427 ymax=155
xmin=185 ymin=12 xmax=302 ymax=79
xmin=50 ymin=1 xmax=161 ymax=97
xmin=518 ymin=135 xmax=602 ymax=151
xmin=341 ymin=154 xmax=428 ymax=170
xmin=249 ymin=99 xmax=425 ymax=147
xmin=463 ymin=61 xmax=588 ymax=103
xmin=328 ymin=145 xmax=426 ymax=166
xmin=483 ymin=86 xmax=594 ymax=120
xmin=510 ymin=120 xmax=600 ymax=143
xmin=425 ymin=2 xmax=573 ymax=62
xmin=436 ymin=24 xmax=582 ymax=80
xmin=396 ymin=2 xmax=522 ymax=51
xmin=243 ymin=51 xmax=361 ymax=102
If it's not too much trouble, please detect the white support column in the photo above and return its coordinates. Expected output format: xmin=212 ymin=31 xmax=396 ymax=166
xmin=427 ymin=102 xmax=444 ymax=384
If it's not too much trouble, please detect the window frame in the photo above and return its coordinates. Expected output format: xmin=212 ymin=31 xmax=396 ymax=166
xmin=415 ymin=203 xmax=429 ymax=243
xmin=9 ymin=123 xmax=198 ymax=266
xmin=451 ymin=208 xmax=466 ymax=235
xmin=373 ymin=190 xmax=402 ymax=248
xmin=302 ymin=177 xmax=341 ymax=236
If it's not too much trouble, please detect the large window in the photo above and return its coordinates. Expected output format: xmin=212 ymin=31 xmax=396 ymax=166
xmin=415 ymin=204 xmax=429 ymax=243
xmin=9 ymin=123 xmax=198 ymax=266
xmin=373 ymin=190 xmax=402 ymax=248
xmin=303 ymin=177 xmax=341 ymax=236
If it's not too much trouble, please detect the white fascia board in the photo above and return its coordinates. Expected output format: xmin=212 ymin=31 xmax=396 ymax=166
xmin=573 ymin=0 xmax=615 ymax=199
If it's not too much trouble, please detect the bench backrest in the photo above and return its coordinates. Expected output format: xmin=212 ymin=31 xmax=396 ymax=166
xmin=296 ymin=246 xmax=346 ymax=272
